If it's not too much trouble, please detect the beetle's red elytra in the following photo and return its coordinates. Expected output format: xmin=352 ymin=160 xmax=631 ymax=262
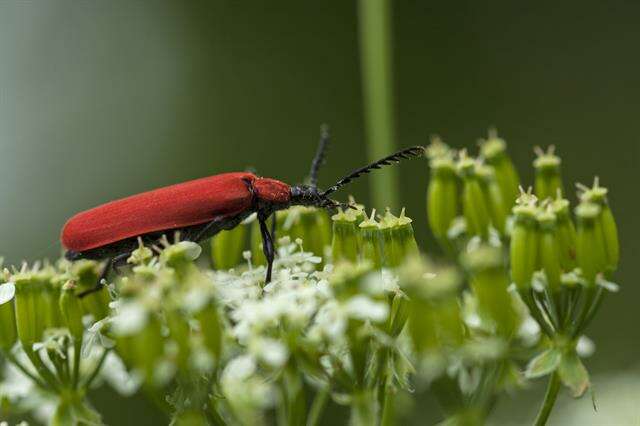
xmin=60 ymin=126 xmax=424 ymax=297
xmin=61 ymin=173 xmax=290 ymax=252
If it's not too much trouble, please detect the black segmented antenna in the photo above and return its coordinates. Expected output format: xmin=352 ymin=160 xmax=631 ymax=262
xmin=321 ymin=145 xmax=425 ymax=196
xmin=308 ymin=124 xmax=330 ymax=189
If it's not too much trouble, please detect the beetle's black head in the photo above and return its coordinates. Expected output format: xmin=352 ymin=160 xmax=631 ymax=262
xmin=290 ymin=184 xmax=334 ymax=209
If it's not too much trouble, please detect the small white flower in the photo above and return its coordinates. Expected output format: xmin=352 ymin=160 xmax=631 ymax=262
xmin=99 ymin=352 xmax=142 ymax=396
xmin=250 ymin=337 xmax=289 ymax=368
xmin=222 ymin=355 xmax=257 ymax=382
xmin=344 ymin=296 xmax=389 ymax=323
xmin=576 ymin=335 xmax=595 ymax=358
xmin=111 ymin=302 xmax=149 ymax=336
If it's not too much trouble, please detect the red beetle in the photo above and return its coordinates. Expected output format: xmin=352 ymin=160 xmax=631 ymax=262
xmin=61 ymin=127 xmax=424 ymax=296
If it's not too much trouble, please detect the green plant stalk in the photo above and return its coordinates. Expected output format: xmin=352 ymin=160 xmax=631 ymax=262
xmin=306 ymin=386 xmax=329 ymax=426
xmin=350 ymin=390 xmax=377 ymax=426
xmin=4 ymin=351 xmax=48 ymax=390
xmin=23 ymin=347 xmax=61 ymax=392
xmin=82 ymin=348 xmax=110 ymax=390
xmin=358 ymin=0 xmax=398 ymax=209
xmin=533 ymin=372 xmax=561 ymax=426
xmin=72 ymin=338 xmax=82 ymax=389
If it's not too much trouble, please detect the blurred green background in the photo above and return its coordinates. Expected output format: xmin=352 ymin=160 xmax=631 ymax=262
xmin=0 ymin=1 xmax=637 ymax=424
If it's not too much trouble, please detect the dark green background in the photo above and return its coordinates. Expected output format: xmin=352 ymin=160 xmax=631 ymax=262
xmin=0 ymin=1 xmax=637 ymax=424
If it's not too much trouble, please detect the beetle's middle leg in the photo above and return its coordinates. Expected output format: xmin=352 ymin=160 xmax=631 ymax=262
xmin=258 ymin=212 xmax=275 ymax=283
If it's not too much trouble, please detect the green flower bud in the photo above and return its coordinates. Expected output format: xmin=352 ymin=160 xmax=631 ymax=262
xmin=551 ymin=196 xmax=577 ymax=271
xmin=427 ymin=154 xmax=459 ymax=244
xmin=59 ymin=282 xmax=84 ymax=341
xmin=329 ymin=262 xmax=373 ymax=301
xmin=331 ymin=209 xmax=359 ymax=263
xmin=378 ymin=211 xmax=399 ymax=267
xmin=391 ymin=208 xmax=419 ymax=259
xmin=477 ymin=164 xmax=509 ymax=235
xmin=285 ymin=206 xmax=332 ymax=261
xmin=211 ymin=225 xmax=246 ymax=270
xmin=160 ymin=241 xmax=202 ymax=273
xmin=480 ymin=129 xmax=520 ymax=208
xmin=537 ymin=209 xmax=562 ymax=292
xmin=575 ymin=202 xmax=607 ymax=283
xmin=510 ymin=194 xmax=539 ymax=290
xmin=72 ymin=260 xmax=110 ymax=321
xmin=399 ymin=257 xmax=464 ymax=352
xmin=533 ymin=146 xmax=563 ymax=200
xmin=0 ymin=282 xmax=17 ymax=351
xmin=44 ymin=270 xmax=64 ymax=329
xmin=13 ymin=270 xmax=48 ymax=347
xmin=462 ymin=245 xmax=518 ymax=337
xmin=458 ymin=154 xmax=491 ymax=239
xmin=127 ymin=237 xmax=154 ymax=266
xmin=358 ymin=209 xmax=383 ymax=268
xmin=579 ymin=179 xmax=619 ymax=272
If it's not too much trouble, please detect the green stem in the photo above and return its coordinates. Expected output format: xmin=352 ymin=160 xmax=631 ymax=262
xmin=358 ymin=0 xmax=398 ymax=209
xmin=306 ymin=387 xmax=329 ymax=426
xmin=24 ymin=347 xmax=61 ymax=392
xmin=571 ymin=286 xmax=597 ymax=338
xmin=5 ymin=351 xmax=49 ymax=390
xmin=81 ymin=347 xmax=110 ymax=390
xmin=350 ymin=390 xmax=377 ymax=426
xmin=533 ymin=373 xmax=561 ymax=426
xmin=574 ymin=288 xmax=605 ymax=338
xmin=72 ymin=338 xmax=83 ymax=389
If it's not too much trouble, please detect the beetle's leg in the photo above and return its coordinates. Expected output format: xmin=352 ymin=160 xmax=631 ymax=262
xmin=77 ymin=252 xmax=129 ymax=298
xmin=78 ymin=257 xmax=113 ymax=298
xmin=258 ymin=213 xmax=275 ymax=283
xmin=271 ymin=214 xmax=277 ymax=245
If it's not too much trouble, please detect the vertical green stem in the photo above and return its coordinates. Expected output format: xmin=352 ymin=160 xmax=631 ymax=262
xmin=358 ymin=0 xmax=398 ymax=209
xmin=306 ymin=386 xmax=329 ymax=426
xmin=72 ymin=338 xmax=82 ymax=389
xmin=533 ymin=372 xmax=561 ymax=426
xmin=350 ymin=390 xmax=377 ymax=426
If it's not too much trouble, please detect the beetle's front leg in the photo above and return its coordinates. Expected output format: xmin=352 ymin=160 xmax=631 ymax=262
xmin=258 ymin=212 xmax=275 ymax=283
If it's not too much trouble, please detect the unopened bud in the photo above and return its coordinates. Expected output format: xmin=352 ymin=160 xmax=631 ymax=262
xmin=391 ymin=208 xmax=419 ymax=259
xmin=427 ymin=154 xmax=459 ymax=245
xmin=463 ymin=245 xmax=518 ymax=336
xmin=579 ymin=179 xmax=619 ymax=273
xmin=551 ymin=196 xmax=577 ymax=271
xmin=13 ymin=271 xmax=47 ymax=347
xmin=72 ymin=260 xmax=110 ymax=321
xmin=399 ymin=257 xmax=464 ymax=352
xmin=480 ymin=129 xmax=520 ymax=208
xmin=477 ymin=165 xmax=509 ymax=235
xmin=510 ymin=194 xmax=539 ymax=290
xmin=533 ymin=146 xmax=563 ymax=200
xmin=458 ymin=154 xmax=491 ymax=239
xmin=60 ymin=281 xmax=84 ymax=341
xmin=358 ymin=209 xmax=383 ymax=268
xmin=331 ymin=209 xmax=359 ymax=263
xmin=0 ymin=282 xmax=17 ymax=351
xmin=575 ymin=202 xmax=607 ymax=283
xmin=537 ymin=209 xmax=562 ymax=292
